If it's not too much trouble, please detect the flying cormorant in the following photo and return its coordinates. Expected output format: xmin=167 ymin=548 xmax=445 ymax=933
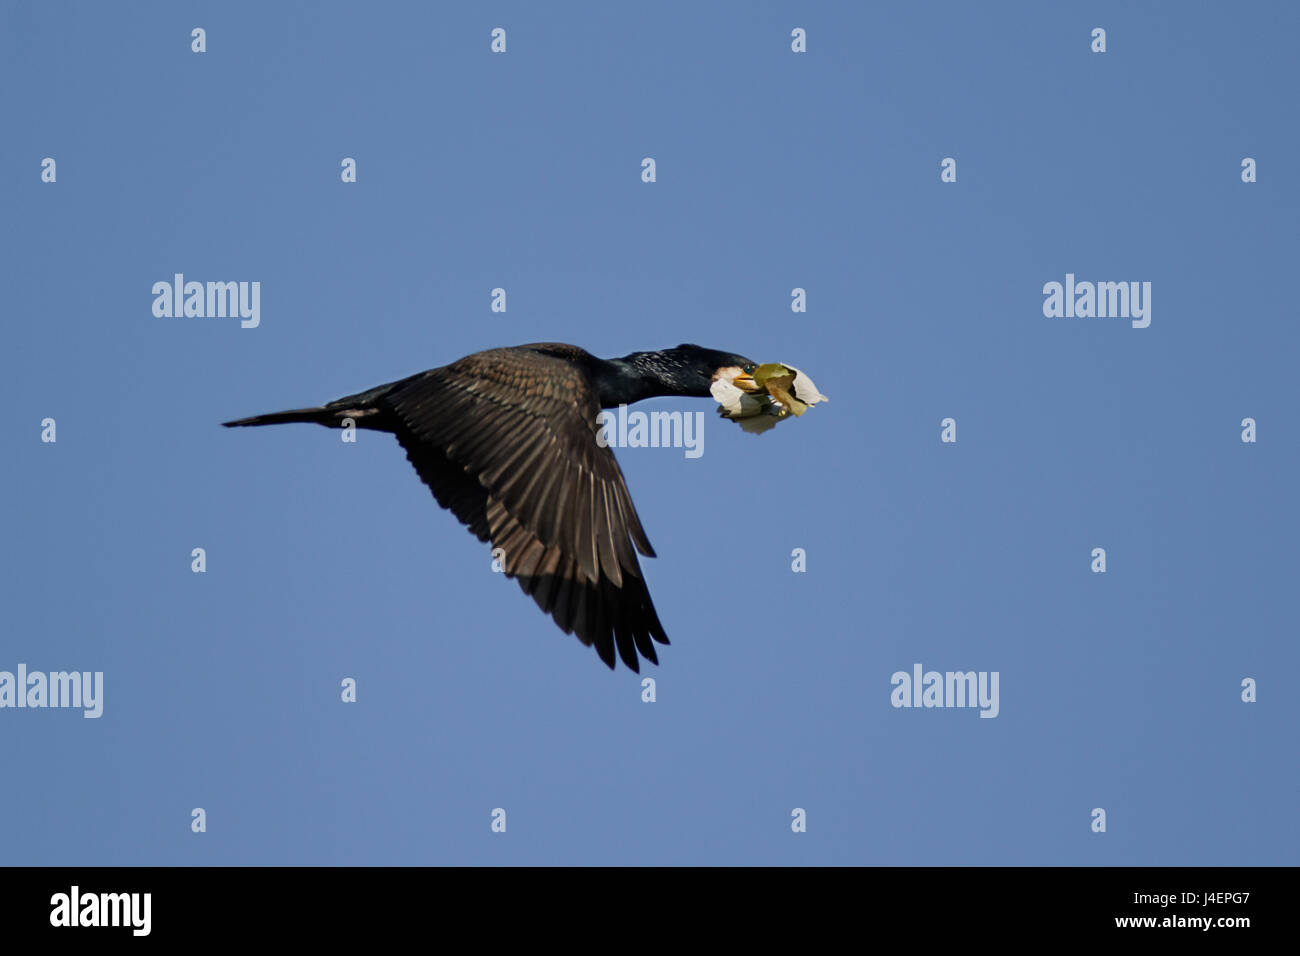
xmin=224 ymin=343 xmax=765 ymax=671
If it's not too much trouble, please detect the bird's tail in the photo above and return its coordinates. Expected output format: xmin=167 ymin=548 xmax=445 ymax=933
xmin=224 ymin=377 xmax=410 ymax=429
xmin=222 ymin=407 xmax=339 ymax=428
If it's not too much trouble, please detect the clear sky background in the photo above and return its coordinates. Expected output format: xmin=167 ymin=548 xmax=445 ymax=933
xmin=4 ymin=2 xmax=1297 ymax=865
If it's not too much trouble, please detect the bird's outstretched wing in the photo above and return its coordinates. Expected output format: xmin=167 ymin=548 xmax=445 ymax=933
xmin=377 ymin=347 xmax=668 ymax=670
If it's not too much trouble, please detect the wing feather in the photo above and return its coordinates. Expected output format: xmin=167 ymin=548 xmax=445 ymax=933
xmin=379 ymin=346 xmax=669 ymax=669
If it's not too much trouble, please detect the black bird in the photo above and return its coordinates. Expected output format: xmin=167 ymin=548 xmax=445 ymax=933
xmin=224 ymin=343 xmax=762 ymax=671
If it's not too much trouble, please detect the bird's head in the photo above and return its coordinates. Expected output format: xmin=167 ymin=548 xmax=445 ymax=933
xmin=659 ymin=344 xmax=763 ymax=396
xmin=602 ymin=344 xmax=763 ymax=405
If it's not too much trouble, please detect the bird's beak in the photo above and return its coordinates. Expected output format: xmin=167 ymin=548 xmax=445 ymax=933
xmin=733 ymin=373 xmax=761 ymax=393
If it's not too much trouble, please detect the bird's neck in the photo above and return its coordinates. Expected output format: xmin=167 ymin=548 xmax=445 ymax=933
xmin=594 ymin=352 xmax=696 ymax=408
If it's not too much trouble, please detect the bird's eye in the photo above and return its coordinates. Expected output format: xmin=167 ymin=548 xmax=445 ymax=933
xmin=742 ymin=364 xmax=755 ymax=375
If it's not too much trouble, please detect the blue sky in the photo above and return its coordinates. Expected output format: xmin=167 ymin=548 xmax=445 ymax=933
xmin=3 ymin=1 xmax=1297 ymax=865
